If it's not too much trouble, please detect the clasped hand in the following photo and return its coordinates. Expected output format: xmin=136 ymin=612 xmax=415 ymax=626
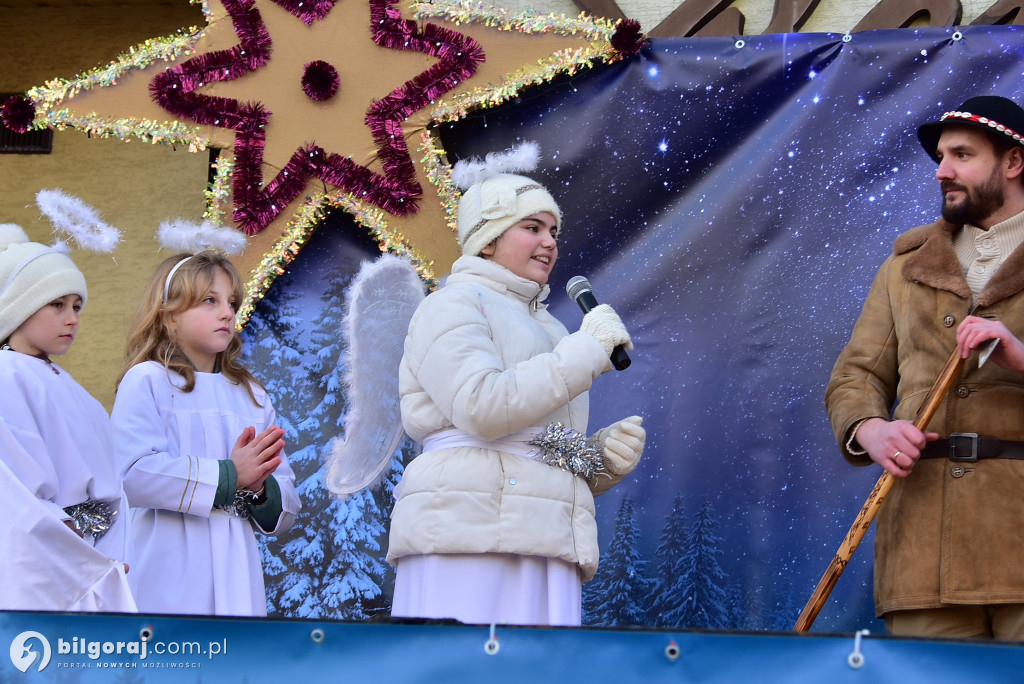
xmin=231 ymin=425 xmax=285 ymax=491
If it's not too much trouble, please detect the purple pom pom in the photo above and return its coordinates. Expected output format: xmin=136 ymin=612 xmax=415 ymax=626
xmin=301 ymin=60 xmax=340 ymax=102
xmin=610 ymin=19 xmax=646 ymax=56
xmin=1 ymin=94 xmax=36 ymax=133
xmin=269 ymin=0 xmax=337 ymax=25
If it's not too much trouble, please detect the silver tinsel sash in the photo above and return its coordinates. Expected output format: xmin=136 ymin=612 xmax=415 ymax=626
xmin=63 ymin=500 xmax=117 ymax=541
xmin=528 ymin=422 xmax=605 ymax=479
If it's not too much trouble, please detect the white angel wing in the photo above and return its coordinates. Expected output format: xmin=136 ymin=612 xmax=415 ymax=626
xmin=324 ymin=254 xmax=425 ymax=499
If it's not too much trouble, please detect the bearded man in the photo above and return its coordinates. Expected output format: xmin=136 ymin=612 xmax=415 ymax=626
xmin=826 ymin=96 xmax=1024 ymax=640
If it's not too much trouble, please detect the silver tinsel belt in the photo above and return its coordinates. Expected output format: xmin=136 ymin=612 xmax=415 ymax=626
xmin=421 ymin=423 xmax=604 ymax=479
xmin=214 ymin=499 xmax=250 ymax=520
xmin=63 ymin=500 xmax=117 ymax=541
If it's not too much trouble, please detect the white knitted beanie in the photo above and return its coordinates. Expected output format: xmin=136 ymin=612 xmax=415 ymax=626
xmin=452 ymin=142 xmax=561 ymax=256
xmin=0 ymin=224 xmax=88 ymax=342
xmin=457 ymin=174 xmax=561 ymax=256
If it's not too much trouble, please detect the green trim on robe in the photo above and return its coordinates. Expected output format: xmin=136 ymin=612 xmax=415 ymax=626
xmin=214 ymin=460 xmax=238 ymax=507
xmin=248 ymin=475 xmax=283 ymax=532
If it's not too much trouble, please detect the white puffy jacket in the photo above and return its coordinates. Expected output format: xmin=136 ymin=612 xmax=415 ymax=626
xmin=387 ymin=256 xmax=613 ymax=580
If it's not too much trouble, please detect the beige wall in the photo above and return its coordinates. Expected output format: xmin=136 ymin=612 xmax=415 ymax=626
xmin=1 ymin=3 xmax=208 ymax=408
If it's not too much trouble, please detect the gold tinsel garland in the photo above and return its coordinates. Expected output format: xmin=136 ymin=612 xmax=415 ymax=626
xmin=419 ymin=129 xmax=461 ymax=239
xmin=42 ymin=110 xmax=208 ymax=151
xmin=414 ymin=0 xmax=623 ymax=125
xmin=412 ymin=0 xmax=617 ymax=38
xmin=236 ymin=190 xmax=438 ymax=326
xmin=431 ymin=46 xmax=608 ymax=123
xmin=26 ymin=28 xmax=205 ymax=144
xmin=204 ymin=153 xmax=234 ymax=227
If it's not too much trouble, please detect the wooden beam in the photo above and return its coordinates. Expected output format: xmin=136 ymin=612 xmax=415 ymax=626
xmin=764 ymin=0 xmax=826 ymax=34
xmin=853 ymin=0 xmax=962 ymax=31
xmin=649 ymin=0 xmax=738 ymax=38
xmin=971 ymin=0 xmax=1024 ymax=24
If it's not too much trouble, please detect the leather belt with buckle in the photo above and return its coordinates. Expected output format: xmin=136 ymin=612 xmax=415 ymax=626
xmin=919 ymin=433 xmax=1024 ymax=462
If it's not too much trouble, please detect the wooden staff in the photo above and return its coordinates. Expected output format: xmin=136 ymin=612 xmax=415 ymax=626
xmin=793 ymin=347 xmax=967 ymax=632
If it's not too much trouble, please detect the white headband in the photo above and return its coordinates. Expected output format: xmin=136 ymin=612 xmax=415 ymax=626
xmin=162 ymin=256 xmax=193 ymax=303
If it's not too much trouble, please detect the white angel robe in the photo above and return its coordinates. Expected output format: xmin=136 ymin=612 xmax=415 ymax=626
xmin=0 ymin=351 xmax=136 ymax=612
xmin=112 ymin=361 xmax=300 ymax=617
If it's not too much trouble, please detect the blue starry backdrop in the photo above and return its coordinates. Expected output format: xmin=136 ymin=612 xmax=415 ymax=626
xmin=244 ymin=25 xmax=1024 ymax=632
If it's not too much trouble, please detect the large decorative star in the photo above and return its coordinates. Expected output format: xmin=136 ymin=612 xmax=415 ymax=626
xmin=150 ymin=0 xmax=485 ymax=234
xmin=8 ymin=0 xmax=636 ymax=296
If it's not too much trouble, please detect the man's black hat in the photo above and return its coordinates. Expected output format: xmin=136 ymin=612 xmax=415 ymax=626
xmin=917 ymin=95 xmax=1024 ymax=162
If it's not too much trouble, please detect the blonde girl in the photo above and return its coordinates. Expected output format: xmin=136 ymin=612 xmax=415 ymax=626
xmin=112 ymin=250 xmax=300 ymax=616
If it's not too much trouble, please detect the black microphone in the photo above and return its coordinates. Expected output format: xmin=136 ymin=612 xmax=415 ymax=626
xmin=566 ymin=276 xmax=631 ymax=371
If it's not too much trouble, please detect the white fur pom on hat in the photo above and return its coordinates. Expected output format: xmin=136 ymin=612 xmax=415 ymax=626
xmin=453 ymin=142 xmax=562 ymax=256
xmin=0 ymin=223 xmax=87 ymax=343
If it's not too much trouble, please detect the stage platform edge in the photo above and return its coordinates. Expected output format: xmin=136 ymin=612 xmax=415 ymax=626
xmin=2 ymin=611 xmax=1021 ymax=682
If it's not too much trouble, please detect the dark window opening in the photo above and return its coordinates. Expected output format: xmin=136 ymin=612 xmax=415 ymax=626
xmin=0 ymin=93 xmax=53 ymax=154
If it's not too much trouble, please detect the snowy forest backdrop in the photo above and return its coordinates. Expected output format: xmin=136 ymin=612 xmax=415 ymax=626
xmin=241 ymin=26 xmax=1024 ymax=633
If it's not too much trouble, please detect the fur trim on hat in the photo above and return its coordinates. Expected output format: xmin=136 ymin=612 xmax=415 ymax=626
xmin=452 ymin=141 xmax=541 ymax=190
xmin=0 ymin=224 xmax=87 ymax=342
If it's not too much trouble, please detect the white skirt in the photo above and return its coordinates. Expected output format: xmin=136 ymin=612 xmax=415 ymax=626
xmin=392 ymin=553 xmax=582 ymax=626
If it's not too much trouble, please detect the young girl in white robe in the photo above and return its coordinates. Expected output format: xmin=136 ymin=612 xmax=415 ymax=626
xmin=112 ymin=250 xmax=300 ymax=617
xmin=388 ymin=144 xmax=646 ymax=626
xmin=0 ymin=224 xmax=135 ymax=612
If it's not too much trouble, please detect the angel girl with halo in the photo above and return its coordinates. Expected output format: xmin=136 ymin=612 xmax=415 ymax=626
xmin=111 ymin=218 xmax=300 ymax=617
xmin=0 ymin=189 xmax=136 ymax=612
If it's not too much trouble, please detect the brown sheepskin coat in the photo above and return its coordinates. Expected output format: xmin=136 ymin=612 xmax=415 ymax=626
xmin=827 ymin=218 xmax=1024 ymax=615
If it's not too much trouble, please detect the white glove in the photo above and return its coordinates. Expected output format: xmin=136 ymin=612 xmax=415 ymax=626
xmin=581 ymin=304 xmax=633 ymax=356
xmin=597 ymin=415 xmax=645 ymax=476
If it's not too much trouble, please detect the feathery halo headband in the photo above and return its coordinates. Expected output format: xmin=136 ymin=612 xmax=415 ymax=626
xmin=157 ymin=219 xmax=246 ymax=255
xmin=156 ymin=217 xmax=246 ymax=303
xmin=0 ymin=190 xmax=124 ymax=298
xmin=35 ymin=188 xmax=122 ymax=253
